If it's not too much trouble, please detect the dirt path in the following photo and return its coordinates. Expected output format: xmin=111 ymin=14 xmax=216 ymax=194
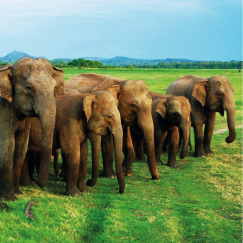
xmin=213 ymin=125 xmax=243 ymax=134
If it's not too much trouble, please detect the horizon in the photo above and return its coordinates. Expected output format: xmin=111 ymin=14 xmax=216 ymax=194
xmin=0 ymin=1 xmax=242 ymax=62
xmin=1 ymin=50 xmax=241 ymax=62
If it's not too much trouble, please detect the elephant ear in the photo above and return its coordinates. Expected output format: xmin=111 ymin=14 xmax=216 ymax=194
xmin=192 ymin=80 xmax=208 ymax=107
xmin=108 ymin=85 xmax=121 ymax=107
xmin=0 ymin=65 xmax=13 ymax=103
xmin=92 ymin=77 xmax=122 ymax=92
xmin=53 ymin=67 xmax=65 ymax=97
xmin=83 ymin=93 xmax=96 ymax=121
xmin=155 ymin=98 xmax=167 ymax=120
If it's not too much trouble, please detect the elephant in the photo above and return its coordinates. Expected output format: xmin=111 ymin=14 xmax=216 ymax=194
xmin=20 ymin=91 xmax=125 ymax=195
xmin=166 ymin=75 xmax=236 ymax=157
xmin=131 ymin=92 xmax=191 ymax=168
xmin=66 ymin=73 xmax=159 ymax=180
xmin=0 ymin=57 xmax=64 ymax=201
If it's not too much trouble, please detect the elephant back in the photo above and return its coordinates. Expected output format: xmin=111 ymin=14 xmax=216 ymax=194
xmin=166 ymin=75 xmax=206 ymax=97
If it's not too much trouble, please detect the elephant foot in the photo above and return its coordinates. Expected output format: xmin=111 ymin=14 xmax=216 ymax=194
xmin=78 ymin=183 xmax=90 ymax=193
xmin=134 ymin=155 xmax=145 ymax=161
xmin=65 ymin=187 xmax=82 ymax=196
xmin=194 ymin=149 xmax=206 ymax=157
xmin=100 ymin=170 xmax=117 ymax=178
xmin=86 ymin=179 xmax=96 ymax=187
xmin=123 ymin=165 xmax=132 ymax=176
xmin=167 ymin=161 xmax=178 ymax=168
xmin=194 ymin=151 xmax=206 ymax=157
xmin=206 ymin=152 xmax=213 ymax=155
xmin=205 ymin=149 xmax=213 ymax=155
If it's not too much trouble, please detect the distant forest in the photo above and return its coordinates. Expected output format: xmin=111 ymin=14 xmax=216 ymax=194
xmin=0 ymin=58 xmax=242 ymax=69
xmin=50 ymin=58 xmax=242 ymax=69
xmin=140 ymin=61 xmax=242 ymax=69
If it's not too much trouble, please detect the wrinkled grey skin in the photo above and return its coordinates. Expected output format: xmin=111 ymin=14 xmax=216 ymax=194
xmin=166 ymin=75 xmax=236 ymax=157
xmin=0 ymin=57 xmax=64 ymax=201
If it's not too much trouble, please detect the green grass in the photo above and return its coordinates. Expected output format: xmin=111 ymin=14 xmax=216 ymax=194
xmin=1 ymin=69 xmax=242 ymax=242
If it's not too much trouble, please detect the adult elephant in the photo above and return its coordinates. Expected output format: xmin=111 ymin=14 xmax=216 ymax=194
xmin=131 ymin=92 xmax=191 ymax=167
xmin=66 ymin=73 xmax=159 ymax=180
xmin=166 ymin=75 xmax=236 ymax=157
xmin=0 ymin=57 xmax=64 ymax=201
xmin=21 ymin=91 xmax=125 ymax=195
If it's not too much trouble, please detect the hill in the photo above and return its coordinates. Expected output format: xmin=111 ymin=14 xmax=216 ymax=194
xmin=0 ymin=51 xmax=35 ymax=63
xmin=100 ymin=56 xmax=196 ymax=66
xmin=0 ymin=51 xmax=196 ymax=66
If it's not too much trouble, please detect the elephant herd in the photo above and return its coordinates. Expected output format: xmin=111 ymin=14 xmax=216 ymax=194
xmin=0 ymin=57 xmax=236 ymax=201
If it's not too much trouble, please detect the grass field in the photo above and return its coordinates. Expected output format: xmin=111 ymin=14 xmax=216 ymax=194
xmin=1 ymin=69 xmax=242 ymax=242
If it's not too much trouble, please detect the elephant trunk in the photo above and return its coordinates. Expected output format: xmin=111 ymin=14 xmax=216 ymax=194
xmin=111 ymin=123 xmax=125 ymax=194
xmin=225 ymin=107 xmax=236 ymax=143
xmin=35 ymin=97 xmax=56 ymax=187
xmin=138 ymin=115 xmax=159 ymax=180
xmin=179 ymin=119 xmax=191 ymax=159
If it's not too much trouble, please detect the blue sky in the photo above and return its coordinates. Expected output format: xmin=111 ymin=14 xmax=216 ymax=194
xmin=0 ymin=0 xmax=242 ymax=61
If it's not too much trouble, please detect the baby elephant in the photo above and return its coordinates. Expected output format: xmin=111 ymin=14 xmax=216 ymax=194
xmin=166 ymin=75 xmax=236 ymax=157
xmin=21 ymin=91 xmax=125 ymax=195
xmin=132 ymin=92 xmax=191 ymax=168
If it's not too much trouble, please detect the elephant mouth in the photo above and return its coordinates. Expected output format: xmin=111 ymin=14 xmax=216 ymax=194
xmin=217 ymin=104 xmax=224 ymax=116
xmin=88 ymin=127 xmax=108 ymax=136
xmin=121 ymin=119 xmax=135 ymax=126
xmin=17 ymin=108 xmax=37 ymax=118
xmin=166 ymin=113 xmax=180 ymax=126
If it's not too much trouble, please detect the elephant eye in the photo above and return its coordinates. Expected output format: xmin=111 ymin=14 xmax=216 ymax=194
xmin=26 ymin=85 xmax=32 ymax=91
xmin=107 ymin=115 xmax=113 ymax=119
xmin=217 ymin=91 xmax=224 ymax=97
xmin=131 ymin=104 xmax=136 ymax=108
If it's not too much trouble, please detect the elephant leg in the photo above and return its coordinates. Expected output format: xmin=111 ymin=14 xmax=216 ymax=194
xmin=122 ymin=126 xmax=135 ymax=176
xmin=0 ymin=133 xmax=16 ymax=201
xmin=193 ymin=125 xmax=206 ymax=157
xmin=20 ymin=152 xmax=32 ymax=186
xmin=134 ymin=137 xmax=145 ymax=161
xmin=101 ymin=135 xmax=116 ymax=178
xmin=204 ymin=112 xmax=216 ymax=154
xmin=155 ymin=131 xmax=166 ymax=165
xmin=59 ymin=152 xmax=65 ymax=178
xmin=167 ymin=127 xmax=179 ymax=168
xmin=131 ymin=129 xmax=145 ymax=161
xmin=28 ymin=151 xmax=36 ymax=181
xmin=163 ymin=135 xmax=169 ymax=152
xmin=77 ymin=140 xmax=89 ymax=193
xmin=13 ymin=122 xmax=31 ymax=194
xmin=53 ymin=149 xmax=59 ymax=176
xmin=35 ymin=151 xmax=41 ymax=176
xmin=63 ymin=146 xmax=81 ymax=196
xmin=188 ymin=133 xmax=192 ymax=151
xmin=87 ymin=134 xmax=101 ymax=187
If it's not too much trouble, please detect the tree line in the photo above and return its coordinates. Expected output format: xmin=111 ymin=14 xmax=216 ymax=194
xmin=1 ymin=59 xmax=242 ymax=69
xmin=129 ymin=61 xmax=242 ymax=69
xmin=50 ymin=58 xmax=105 ymax=68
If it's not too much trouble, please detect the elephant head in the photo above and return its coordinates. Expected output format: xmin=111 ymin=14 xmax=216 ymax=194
xmin=0 ymin=57 xmax=64 ymax=187
xmin=83 ymin=91 xmax=125 ymax=193
xmin=106 ymin=80 xmax=159 ymax=180
xmin=192 ymin=75 xmax=236 ymax=143
xmin=155 ymin=96 xmax=191 ymax=158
